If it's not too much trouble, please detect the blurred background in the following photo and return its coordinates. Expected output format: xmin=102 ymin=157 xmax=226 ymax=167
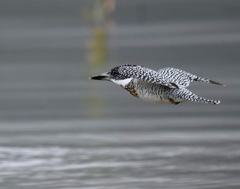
xmin=0 ymin=0 xmax=240 ymax=188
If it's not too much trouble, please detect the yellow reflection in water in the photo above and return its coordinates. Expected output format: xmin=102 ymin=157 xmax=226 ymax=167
xmin=84 ymin=0 xmax=115 ymax=118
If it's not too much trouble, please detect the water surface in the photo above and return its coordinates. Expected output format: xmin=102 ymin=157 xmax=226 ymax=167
xmin=1 ymin=0 xmax=240 ymax=188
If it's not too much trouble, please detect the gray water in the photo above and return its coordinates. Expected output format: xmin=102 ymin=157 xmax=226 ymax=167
xmin=1 ymin=0 xmax=240 ymax=188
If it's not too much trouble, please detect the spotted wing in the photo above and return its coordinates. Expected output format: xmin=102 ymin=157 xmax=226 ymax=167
xmin=158 ymin=67 xmax=225 ymax=88
xmin=118 ymin=65 xmax=180 ymax=89
xmin=157 ymin=68 xmax=191 ymax=88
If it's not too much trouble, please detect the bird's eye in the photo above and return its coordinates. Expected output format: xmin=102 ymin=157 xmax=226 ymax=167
xmin=110 ymin=68 xmax=119 ymax=76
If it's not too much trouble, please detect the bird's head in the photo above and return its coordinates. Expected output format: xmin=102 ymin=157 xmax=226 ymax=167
xmin=90 ymin=64 xmax=135 ymax=87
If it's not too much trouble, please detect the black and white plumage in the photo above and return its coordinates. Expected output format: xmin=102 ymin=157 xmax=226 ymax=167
xmin=90 ymin=64 xmax=225 ymax=105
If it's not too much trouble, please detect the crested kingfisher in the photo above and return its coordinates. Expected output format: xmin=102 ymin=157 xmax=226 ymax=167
xmin=90 ymin=64 xmax=225 ymax=105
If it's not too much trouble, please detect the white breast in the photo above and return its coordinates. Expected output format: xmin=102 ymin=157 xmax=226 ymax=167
xmin=134 ymin=80 xmax=171 ymax=103
xmin=111 ymin=78 xmax=132 ymax=87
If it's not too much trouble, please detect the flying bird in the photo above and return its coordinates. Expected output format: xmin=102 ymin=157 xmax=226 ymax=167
xmin=90 ymin=64 xmax=225 ymax=105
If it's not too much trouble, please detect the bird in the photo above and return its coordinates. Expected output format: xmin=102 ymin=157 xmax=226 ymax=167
xmin=90 ymin=64 xmax=225 ymax=105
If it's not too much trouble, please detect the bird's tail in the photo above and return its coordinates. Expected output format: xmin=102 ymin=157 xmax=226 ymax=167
xmin=191 ymin=75 xmax=225 ymax=86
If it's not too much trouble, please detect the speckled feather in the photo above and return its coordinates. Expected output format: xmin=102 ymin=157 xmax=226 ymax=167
xmin=117 ymin=65 xmax=180 ymax=88
xmin=126 ymin=79 xmax=221 ymax=105
xmin=157 ymin=67 xmax=225 ymax=88
xmin=92 ymin=64 xmax=224 ymax=105
xmin=116 ymin=65 xmax=224 ymax=89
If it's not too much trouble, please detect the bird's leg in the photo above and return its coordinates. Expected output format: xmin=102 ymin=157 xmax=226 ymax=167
xmin=168 ymin=98 xmax=180 ymax=105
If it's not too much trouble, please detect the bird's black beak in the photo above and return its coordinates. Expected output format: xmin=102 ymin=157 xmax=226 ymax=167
xmin=89 ymin=73 xmax=110 ymax=80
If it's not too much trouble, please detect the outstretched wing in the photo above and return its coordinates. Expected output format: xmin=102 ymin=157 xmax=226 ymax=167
xmin=158 ymin=67 xmax=225 ymax=88
xmin=157 ymin=68 xmax=191 ymax=88
xmin=118 ymin=65 xmax=180 ymax=89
